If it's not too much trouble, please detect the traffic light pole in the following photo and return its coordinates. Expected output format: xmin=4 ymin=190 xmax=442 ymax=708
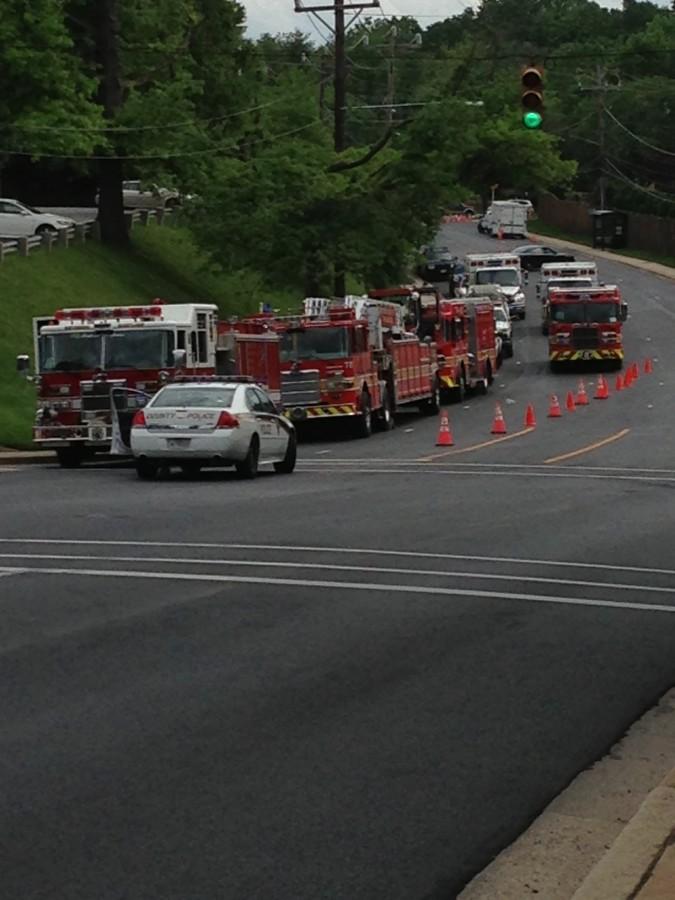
xmin=579 ymin=65 xmax=621 ymax=210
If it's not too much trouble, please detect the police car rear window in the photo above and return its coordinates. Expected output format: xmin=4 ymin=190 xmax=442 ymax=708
xmin=152 ymin=387 xmax=236 ymax=408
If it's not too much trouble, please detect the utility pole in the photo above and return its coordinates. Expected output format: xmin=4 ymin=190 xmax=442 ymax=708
xmin=579 ymin=65 xmax=621 ymax=210
xmin=95 ymin=0 xmax=128 ymax=245
xmin=294 ymin=0 xmax=379 ymax=297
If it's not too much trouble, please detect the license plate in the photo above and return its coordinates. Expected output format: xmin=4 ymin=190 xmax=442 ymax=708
xmin=167 ymin=438 xmax=191 ymax=448
xmin=580 ymin=351 xmax=595 ymax=360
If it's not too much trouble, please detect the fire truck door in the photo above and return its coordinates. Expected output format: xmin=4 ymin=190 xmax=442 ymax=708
xmin=110 ymin=387 xmax=151 ymax=455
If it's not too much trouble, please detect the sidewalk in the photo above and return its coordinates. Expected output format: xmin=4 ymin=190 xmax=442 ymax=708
xmin=0 ymin=448 xmax=54 ymax=464
xmin=460 ymin=689 xmax=675 ymax=900
xmin=528 ymin=230 xmax=675 ymax=283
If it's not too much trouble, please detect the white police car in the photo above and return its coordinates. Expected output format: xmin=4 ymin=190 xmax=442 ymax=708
xmin=130 ymin=380 xmax=296 ymax=480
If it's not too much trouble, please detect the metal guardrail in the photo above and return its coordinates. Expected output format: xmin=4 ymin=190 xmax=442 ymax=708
xmin=0 ymin=207 xmax=172 ymax=264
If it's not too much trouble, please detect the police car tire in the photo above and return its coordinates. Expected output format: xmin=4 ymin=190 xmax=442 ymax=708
xmin=274 ymin=432 xmax=297 ymax=474
xmin=236 ymin=437 xmax=259 ymax=479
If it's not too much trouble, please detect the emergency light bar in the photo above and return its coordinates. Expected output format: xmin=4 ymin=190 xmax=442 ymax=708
xmin=54 ymin=305 xmax=164 ymax=322
xmin=468 ymin=257 xmax=520 ymax=268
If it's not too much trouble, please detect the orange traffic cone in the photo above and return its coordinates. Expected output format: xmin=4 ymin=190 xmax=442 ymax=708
xmin=594 ymin=375 xmax=609 ymax=400
xmin=548 ymin=394 xmax=562 ymax=418
xmin=624 ymin=367 xmax=633 ymax=388
xmin=566 ymin=391 xmax=576 ymax=412
xmin=524 ymin=404 xmax=537 ymax=428
xmin=576 ymin=379 xmax=590 ymax=406
xmin=491 ymin=403 xmax=507 ymax=435
xmin=436 ymin=410 xmax=454 ymax=447
xmin=497 ymin=226 xmax=504 ymax=240
xmin=631 ymin=362 xmax=639 ymax=381
xmin=644 ymin=357 xmax=653 ymax=374
xmin=615 ymin=372 xmax=624 ymax=391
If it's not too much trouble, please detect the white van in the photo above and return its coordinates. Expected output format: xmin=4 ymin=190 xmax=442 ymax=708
xmin=478 ymin=201 xmax=528 ymax=239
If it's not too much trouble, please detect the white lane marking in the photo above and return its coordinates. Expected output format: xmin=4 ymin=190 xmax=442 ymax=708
xmin=0 ymin=466 xmax=18 ymax=473
xmin=300 ymin=460 xmax=675 ymax=475
xmin=6 ymin=565 xmax=675 ymax=615
xmin=296 ymin=467 xmax=675 ymax=483
xmin=2 ymin=539 xmax=675 ymax=579
xmin=1 ymin=553 xmax=674 ymax=597
xmin=0 ymin=567 xmax=26 ymax=577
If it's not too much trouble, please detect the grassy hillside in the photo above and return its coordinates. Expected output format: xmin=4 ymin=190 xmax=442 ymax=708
xmin=0 ymin=224 xmax=287 ymax=448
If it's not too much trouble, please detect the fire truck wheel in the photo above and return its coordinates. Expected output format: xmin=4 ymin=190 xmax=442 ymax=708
xmin=135 ymin=459 xmax=159 ymax=480
xmin=354 ymin=391 xmax=373 ymax=438
xmin=373 ymin=389 xmax=394 ymax=432
xmin=274 ymin=432 xmax=297 ymax=473
xmin=450 ymin=370 xmax=467 ymax=403
xmin=236 ymin=437 xmax=260 ymax=479
xmin=421 ymin=377 xmax=441 ymax=415
xmin=56 ymin=447 xmax=84 ymax=469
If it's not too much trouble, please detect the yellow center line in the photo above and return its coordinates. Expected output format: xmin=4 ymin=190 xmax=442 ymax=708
xmin=544 ymin=428 xmax=631 ymax=465
xmin=418 ymin=427 xmax=535 ymax=463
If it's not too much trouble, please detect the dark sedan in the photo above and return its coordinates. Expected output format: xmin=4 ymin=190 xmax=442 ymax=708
xmin=514 ymin=244 xmax=576 ymax=271
xmin=418 ymin=250 xmax=457 ymax=283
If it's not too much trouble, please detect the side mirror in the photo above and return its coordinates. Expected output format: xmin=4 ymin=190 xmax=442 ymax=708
xmin=16 ymin=354 xmax=30 ymax=375
xmin=620 ymin=303 xmax=628 ymax=322
xmin=172 ymin=348 xmax=187 ymax=367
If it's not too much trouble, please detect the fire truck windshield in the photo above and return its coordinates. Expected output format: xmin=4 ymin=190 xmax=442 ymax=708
xmin=106 ymin=329 xmax=174 ymax=369
xmin=476 ymin=269 xmax=519 ymax=287
xmin=550 ymin=301 xmax=620 ymax=324
xmin=39 ymin=329 xmax=174 ymax=372
xmin=280 ymin=327 xmax=350 ymax=361
xmin=39 ymin=333 xmax=103 ymax=372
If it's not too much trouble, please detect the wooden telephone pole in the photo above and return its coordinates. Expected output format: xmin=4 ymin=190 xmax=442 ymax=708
xmin=294 ymin=0 xmax=380 ymax=296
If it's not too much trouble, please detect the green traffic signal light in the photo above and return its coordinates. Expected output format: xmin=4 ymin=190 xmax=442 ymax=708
xmin=523 ymin=111 xmax=542 ymax=129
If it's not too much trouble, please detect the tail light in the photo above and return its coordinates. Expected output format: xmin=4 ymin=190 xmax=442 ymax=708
xmin=216 ymin=410 xmax=239 ymax=429
xmin=131 ymin=410 xmax=146 ymax=428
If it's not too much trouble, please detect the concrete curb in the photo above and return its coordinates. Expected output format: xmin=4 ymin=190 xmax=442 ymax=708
xmin=0 ymin=451 xmax=55 ymax=465
xmin=571 ymin=768 xmax=675 ymax=900
xmin=528 ymin=230 xmax=675 ymax=282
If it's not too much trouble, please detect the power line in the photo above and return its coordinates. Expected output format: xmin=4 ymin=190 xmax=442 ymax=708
xmin=0 ymin=119 xmax=324 ymax=160
xmin=9 ymin=96 xmax=298 ymax=135
xmin=605 ymin=107 xmax=675 ymax=158
xmin=604 ymin=159 xmax=675 ymax=205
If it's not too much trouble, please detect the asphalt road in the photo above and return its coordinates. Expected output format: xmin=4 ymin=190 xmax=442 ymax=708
xmin=2 ymin=222 xmax=675 ymax=900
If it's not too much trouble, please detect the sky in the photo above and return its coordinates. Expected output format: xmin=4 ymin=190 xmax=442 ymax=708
xmin=241 ymin=0 xmax=642 ymax=39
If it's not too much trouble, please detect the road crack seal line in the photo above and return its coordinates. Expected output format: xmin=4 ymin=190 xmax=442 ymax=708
xmin=544 ymin=428 xmax=630 ymax=464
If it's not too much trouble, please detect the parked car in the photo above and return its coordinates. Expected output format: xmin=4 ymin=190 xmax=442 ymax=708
xmin=418 ymin=247 xmax=459 ymax=282
xmin=95 ymin=181 xmax=182 ymax=210
xmin=130 ymin=379 xmax=297 ymax=480
xmin=0 ymin=199 xmax=75 ymax=239
xmin=514 ymin=244 xmax=576 ymax=271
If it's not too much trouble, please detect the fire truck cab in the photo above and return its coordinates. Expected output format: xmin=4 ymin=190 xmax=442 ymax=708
xmin=18 ymin=302 xmax=219 ymax=467
xmin=545 ymin=286 xmax=627 ymax=370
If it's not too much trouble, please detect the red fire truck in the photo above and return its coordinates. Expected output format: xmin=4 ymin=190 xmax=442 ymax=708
xmin=231 ymin=296 xmax=441 ymax=436
xmin=368 ymin=285 xmax=498 ymax=401
xmin=17 ymin=302 xmax=222 ymax=467
xmin=545 ymin=285 xmax=628 ymax=370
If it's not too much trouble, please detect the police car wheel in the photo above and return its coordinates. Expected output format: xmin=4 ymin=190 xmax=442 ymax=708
xmin=236 ymin=437 xmax=259 ymax=479
xmin=274 ymin=432 xmax=297 ymax=474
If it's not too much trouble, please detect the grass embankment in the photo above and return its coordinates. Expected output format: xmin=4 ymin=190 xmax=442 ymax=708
xmin=0 ymin=224 xmax=280 ymax=448
xmin=529 ymin=218 xmax=675 ymax=270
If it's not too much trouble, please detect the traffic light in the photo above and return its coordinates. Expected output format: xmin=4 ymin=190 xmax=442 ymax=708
xmin=521 ymin=66 xmax=543 ymax=128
